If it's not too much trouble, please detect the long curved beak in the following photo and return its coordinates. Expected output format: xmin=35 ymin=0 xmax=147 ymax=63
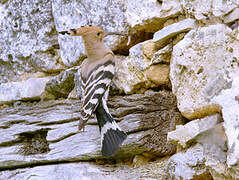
xmin=104 ymin=32 xmax=128 ymax=37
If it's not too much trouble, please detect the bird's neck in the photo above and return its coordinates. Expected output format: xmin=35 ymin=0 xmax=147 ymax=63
xmin=83 ymin=38 xmax=112 ymax=61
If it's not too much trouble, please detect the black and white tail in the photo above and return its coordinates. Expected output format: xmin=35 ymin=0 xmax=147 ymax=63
xmin=95 ymin=101 xmax=127 ymax=157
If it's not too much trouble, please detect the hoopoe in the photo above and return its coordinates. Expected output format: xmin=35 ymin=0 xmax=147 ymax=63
xmin=59 ymin=26 xmax=127 ymax=157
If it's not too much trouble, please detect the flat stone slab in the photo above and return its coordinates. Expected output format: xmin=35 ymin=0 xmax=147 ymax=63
xmin=0 ymin=91 xmax=184 ymax=170
xmin=0 ymin=158 xmax=169 ymax=180
xmin=153 ymin=18 xmax=196 ymax=47
xmin=167 ymin=114 xmax=221 ymax=148
xmin=0 ymin=77 xmax=51 ymax=104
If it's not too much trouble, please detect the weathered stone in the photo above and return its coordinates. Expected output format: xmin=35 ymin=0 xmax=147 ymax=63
xmin=126 ymin=0 xmax=182 ymax=31
xmin=0 ymin=158 xmax=169 ymax=180
xmin=212 ymin=77 xmax=239 ymax=168
xmin=0 ymin=91 xmax=184 ymax=169
xmin=197 ymin=123 xmax=229 ymax=180
xmin=168 ymin=114 xmax=221 ymax=148
xmin=223 ymin=8 xmax=239 ymax=24
xmin=128 ymin=41 xmax=152 ymax=71
xmin=113 ymin=42 xmax=171 ymax=94
xmin=145 ymin=64 xmax=170 ymax=86
xmin=45 ymin=67 xmax=78 ymax=99
xmin=153 ymin=18 xmax=196 ymax=47
xmin=166 ymin=120 xmax=229 ymax=180
xmin=165 ymin=144 xmax=213 ymax=180
xmin=170 ymin=24 xmax=239 ymax=120
xmin=68 ymin=68 xmax=82 ymax=99
xmin=150 ymin=44 xmax=173 ymax=65
xmin=0 ymin=77 xmax=51 ymax=104
xmin=113 ymin=56 xmax=147 ymax=94
xmin=0 ymin=0 xmax=59 ymax=83
xmin=180 ymin=0 xmax=238 ymax=20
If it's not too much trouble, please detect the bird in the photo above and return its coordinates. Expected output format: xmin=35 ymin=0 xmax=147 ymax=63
xmin=59 ymin=26 xmax=127 ymax=157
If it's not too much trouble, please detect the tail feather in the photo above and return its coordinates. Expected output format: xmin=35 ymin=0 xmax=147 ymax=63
xmin=95 ymin=102 xmax=127 ymax=157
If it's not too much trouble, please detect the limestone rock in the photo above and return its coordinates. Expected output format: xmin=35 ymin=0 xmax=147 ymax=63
xmin=170 ymin=24 xmax=239 ymax=120
xmin=145 ymin=64 xmax=170 ymax=86
xmin=150 ymin=44 xmax=173 ymax=65
xmin=0 ymin=91 xmax=184 ymax=169
xmin=0 ymin=158 xmax=169 ymax=180
xmin=0 ymin=0 xmax=59 ymax=83
xmin=168 ymin=114 xmax=221 ymax=148
xmin=165 ymin=144 xmax=213 ymax=180
xmin=45 ymin=67 xmax=78 ymax=99
xmin=212 ymin=77 xmax=239 ymax=169
xmin=153 ymin=18 xmax=196 ymax=47
xmin=113 ymin=42 xmax=171 ymax=94
xmin=113 ymin=56 xmax=147 ymax=94
xmin=68 ymin=68 xmax=83 ymax=99
xmin=126 ymin=0 xmax=182 ymax=31
xmin=180 ymin=0 xmax=238 ymax=20
xmin=223 ymin=7 xmax=239 ymax=24
xmin=197 ymin=123 xmax=229 ymax=180
xmin=0 ymin=77 xmax=51 ymax=104
xmin=166 ymin=120 xmax=228 ymax=179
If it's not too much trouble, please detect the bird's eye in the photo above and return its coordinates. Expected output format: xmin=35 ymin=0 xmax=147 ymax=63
xmin=97 ymin=32 xmax=101 ymax=36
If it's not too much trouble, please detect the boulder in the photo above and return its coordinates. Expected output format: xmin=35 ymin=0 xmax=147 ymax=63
xmin=0 ymin=77 xmax=51 ymax=104
xmin=165 ymin=144 xmax=212 ymax=180
xmin=168 ymin=114 xmax=221 ymax=148
xmin=0 ymin=0 xmax=60 ymax=83
xmin=166 ymin=122 xmax=228 ymax=179
xmin=113 ymin=42 xmax=171 ymax=94
xmin=212 ymin=77 xmax=239 ymax=172
xmin=125 ymin=0 xmax=182 ymax=31
xmin=170 ymin=24 xmax=239 ymax=120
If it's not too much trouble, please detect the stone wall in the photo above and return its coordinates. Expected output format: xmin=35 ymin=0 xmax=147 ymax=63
xmin=0 ymin=0 xmax=239 ymax=179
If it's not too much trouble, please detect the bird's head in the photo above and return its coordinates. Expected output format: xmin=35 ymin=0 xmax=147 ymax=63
xmin=59 ymin=25 xmax=105 ymax=42
xmin=59 ymin=25 xmax=127 ymax=41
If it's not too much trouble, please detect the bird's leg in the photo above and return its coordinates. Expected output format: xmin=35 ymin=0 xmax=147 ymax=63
xmin=78 ymin=119 xmax=87 ymax=132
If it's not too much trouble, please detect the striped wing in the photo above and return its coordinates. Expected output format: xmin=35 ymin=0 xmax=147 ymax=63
xmin=80 ymin=55 xmax=115 ymax=121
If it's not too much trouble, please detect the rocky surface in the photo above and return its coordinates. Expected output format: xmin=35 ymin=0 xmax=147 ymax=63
xmin=0 ymin=0 xmax=60 ymax=83
xmin=0 ymin=77 xmax=51 ymax=104
xmin=0 ymin=158 xmax=169 ymax=180
xmin=2 ymin=0 xmax=239 ymax=179
xmin=153 ymin=18 xmax=196 ymax=48
xmin=0 ymin=91 xmax=183 ymax=171
xmin=170 ymin=24 xmax=238 ymax=120
xmin=167 ymin=114 xmax=222 ymax=148
xmin=212 ymin=77 xmax=239 ymax=172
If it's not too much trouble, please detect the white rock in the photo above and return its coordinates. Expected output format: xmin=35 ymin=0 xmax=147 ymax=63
xmin=153 ymin=18 xmax=196 ymax=47
xmin=180 ymin=0 xmax=238 ymax=20
xmin=223 ymin=7 xmax=239 ymax=23
xmin=212 ymin=76 xmax=239 ymax=167
xmin=113 ymin=56 xmax=146 ymax=94
xmin=168 ymin=114 xmax=221 ymax=148
xmin=0 ymin=77 xmax=51 ymax=104
xmin=126 ymin=0 xmax=181 ymax=30
xmin=165 ymin=144 xmax=210 ymax=179
xmin=170 ymin=24 xmax=239 ymax=119
xmin=0 ymin=0 xmax=59 ymax=83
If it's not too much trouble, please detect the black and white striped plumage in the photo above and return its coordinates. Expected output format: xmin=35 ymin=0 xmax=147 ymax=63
xmin=80 ymin=53 xmax=127 ymax=157
xmin=59 ymin=26 xmax=127 ymax=157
